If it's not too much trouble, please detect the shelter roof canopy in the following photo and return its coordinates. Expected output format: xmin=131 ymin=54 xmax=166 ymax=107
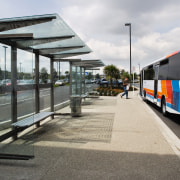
xmin=0 ymin=13 xmax=91 ymax=59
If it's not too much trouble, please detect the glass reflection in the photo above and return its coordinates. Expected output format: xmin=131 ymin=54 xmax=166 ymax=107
xmin=72 ymin=66 xmax=82 ymax=96
xmin=0 ymin=44 xmax=11 ymax=128
xmin=0 ymin=45 xmax=35 ymax=158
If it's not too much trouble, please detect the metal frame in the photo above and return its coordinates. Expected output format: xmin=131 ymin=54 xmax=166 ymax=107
xmin=0 ymin=14 xmax=104 ymax=160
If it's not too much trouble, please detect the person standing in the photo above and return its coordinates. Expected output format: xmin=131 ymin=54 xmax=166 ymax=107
xmin=121 ymin=77 xmax=129 ymax=99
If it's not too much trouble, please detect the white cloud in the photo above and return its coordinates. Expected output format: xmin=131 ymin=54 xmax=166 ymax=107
xmin=87 ymin=39 xmax=128 ymax=60
xmin=59 ymin=0 xmax=180 ymax=72
xmin=1 ymin=0 xmax=180 ymax=73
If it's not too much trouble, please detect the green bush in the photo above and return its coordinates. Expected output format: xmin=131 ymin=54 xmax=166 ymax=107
xmin=53 ymin=84 xmax=59 ymax=87
xmin=108 ymin=91 xmax=111 ymax=96
xmin=114 ymin=92 xmax=118 ymax=96
xmin=104 ymin=90 xmax=107 ymax=96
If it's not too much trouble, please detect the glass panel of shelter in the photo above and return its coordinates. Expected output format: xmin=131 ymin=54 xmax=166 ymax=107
xmin=39 ymin=56 xmax=51 ymax=112
xmin=53 ymin=61 xmax=70 ymax=113
xmin=0 ymin=14 xmax=74 ymax=39
xmin=0 ymin=43 xmax=35 ymax=159
xmin=81 ymin=67 xmax=85 ymax=95
xmin=71 ymin=66 xmax=82 ymax=96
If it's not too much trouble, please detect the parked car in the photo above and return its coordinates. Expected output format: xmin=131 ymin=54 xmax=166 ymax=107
xmin=85 ymin=79 xmax=92 ymax=84
xmin=100 ymin=78 xmax=108 ymax=86
xmin=91 ymin=79 xmax=96 ymax=83
xmin=63 ymin=79 xmax=69 ymax=83
xmin=96 ymin=79 xmax=101 ymax=84
xmin=108 ymin=79 xmax=123 ymax=86
xmin=55 ymin=80 xmax=65 ymax=86
xmin=1 ymin=79 xmax=11 ymax=86
xmin=17 ymin=79 xmax=35 ymax=85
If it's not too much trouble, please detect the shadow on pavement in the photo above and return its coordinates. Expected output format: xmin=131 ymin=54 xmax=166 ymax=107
xmin=0 ymin=145 xmax=179 ymax=180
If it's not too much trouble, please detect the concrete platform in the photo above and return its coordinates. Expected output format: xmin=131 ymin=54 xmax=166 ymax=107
xmin=0 ymin=92 xmax=180 ymax=180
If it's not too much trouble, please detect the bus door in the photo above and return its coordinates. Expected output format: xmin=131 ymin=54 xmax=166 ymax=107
xmin=153 ymin=64 xmax=159 ymax=103
xmin=140 ymin=70 xmax=143 ymax=96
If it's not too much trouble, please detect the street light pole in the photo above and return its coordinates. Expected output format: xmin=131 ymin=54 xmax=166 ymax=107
xmin=138 ymin=63 xmax=140 ymax=74
xmin=3 ymin=46 xmax=8 ymax=80
xmin=125 ymin=23 xmax=131 ymax=76
xmin=56 ymin=62 xmax=58 ymax=79
xmin=19 ymin=62 xmax=22 ymax=79
xmin=59 ymin=61 xmax=60 ymax=80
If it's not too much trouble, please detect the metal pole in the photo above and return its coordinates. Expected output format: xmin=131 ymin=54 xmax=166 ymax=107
xmin=138 ymin=63 xmax=140 ymax=74
xmin=130 ymin=24 xmax=131 ymax=76
xmin=3 ymin=46 xmax=8 ymax=80
xmin=56 ymin=62 xmax=58 ymax=79
xmin=84 ymin=68 xmax=86 ymax=94
xmin=50 ymin=59 xmax=54 ymax=119
xmin=69 ymin=61 xmax=72 ymax=96
xmin=19 ymin=62 xmax=22 ymax=79
xmin=35 ymin=53 xmax=40 ymax=114
xmin=75 ymin=66 xmax=77 ymax=95
xmin=80 ymin=67 xmax=82 ymax=96
xmin=59 ymin=61 xmax=60 ymax=80
xmin=11 ymin=46 xmax=17 ymax=140
xmin=125 ymin=23 xmax=132 ymax=76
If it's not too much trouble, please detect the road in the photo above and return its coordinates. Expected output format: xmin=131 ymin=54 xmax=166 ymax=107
xmin=134 ymin=83 xmax=180 ymax=139
xmin=0 ymin=86 xmax=70 ymax=122
xmin=0 ymin=84 xmax=98 ymax=122
xmin=144 ymin=100 xmax=180 ymax=139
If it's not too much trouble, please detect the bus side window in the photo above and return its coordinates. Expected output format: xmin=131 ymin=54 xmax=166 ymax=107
xmin=168 ymin=54 xmax=180 ymax=80
xmin=158 ymin=59 xmax=169 ymax=80
xmin=144 ymin=66 xmax=155 ymax=80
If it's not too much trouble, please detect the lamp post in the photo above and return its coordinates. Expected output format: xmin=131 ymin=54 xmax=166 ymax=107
xmin=3 ymin=46 xmax=8 ymax=80
xmin=56 ymin=62 xmax=58 ymax=80
xmin=59 ymin=61 xmax=60 ymax=80
xmin=19 ymin=62 xmax=22 ymax=79
xmin=138 ymin=63 xmax=140 ymax=74
xmin=125 ymin=23 xmax=132 ymax=76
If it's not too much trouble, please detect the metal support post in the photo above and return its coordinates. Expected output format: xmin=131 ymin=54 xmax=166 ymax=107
xmin=11 ymin=46 xmax=17 ymax=140
xmin=35 ymin=53 xmax=40 ymax=114
xmin=69 ymin=61 xmax=72 ymax=96
xmin=80 ymin=67 xmax=82 ymax=96
xmin=75 ymin=66 xmax=77 ymax=95
xmin=84 ymin=68 xmax=86 ymax=94
xmin=59 ymin=61 xmax=60 ymax=80
xmin=50 ymin=59 xmax=54 ymax=119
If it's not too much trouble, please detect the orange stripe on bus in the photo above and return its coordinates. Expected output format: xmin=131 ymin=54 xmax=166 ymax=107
xmin=143 ymin=88 xmax=154 ymax=94
xmin=161 ymin=80 xmax=167 ymax=97
xmin=166 ymin=80 xmax=174 ymax=105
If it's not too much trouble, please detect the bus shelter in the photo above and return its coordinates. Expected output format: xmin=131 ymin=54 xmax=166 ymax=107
xmin=69 ymin=60 xmax=105 ymax=116
xmin=0 ymin=14 xmax=97 ymax=159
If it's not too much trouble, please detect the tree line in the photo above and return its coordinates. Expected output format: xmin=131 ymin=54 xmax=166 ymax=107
xmin=0 ymin=67 xmax=69 ymax=83
xmin=103 ymin=64 xmax=139 ymax=84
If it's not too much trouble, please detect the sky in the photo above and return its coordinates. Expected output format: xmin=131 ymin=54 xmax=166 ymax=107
xmin=1 ymin=0 xmax=180 ymax=74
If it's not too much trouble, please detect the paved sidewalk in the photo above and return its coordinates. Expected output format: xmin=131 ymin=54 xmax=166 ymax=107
xmin=0 ymin=91 xmax=180 ymax=180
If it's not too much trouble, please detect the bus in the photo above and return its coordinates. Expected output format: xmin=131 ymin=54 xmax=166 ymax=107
xmin=140 ymin=50 xmax=180 ymax=116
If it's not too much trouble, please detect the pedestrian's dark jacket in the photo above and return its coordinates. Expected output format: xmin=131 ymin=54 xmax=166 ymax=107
xmin=123 ymin=79 xmax=128 ymax=87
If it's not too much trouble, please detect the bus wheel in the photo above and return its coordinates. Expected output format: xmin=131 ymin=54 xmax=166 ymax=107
xmin=143 ymin=90 xmax=147 ymax=102
xmin=144 ymin=90 xmax=146 ymax=98
xmin=162 ymin=98 xmax=167 ymax=116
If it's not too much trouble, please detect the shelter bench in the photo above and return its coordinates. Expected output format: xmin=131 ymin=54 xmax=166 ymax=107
xmin=12 ymin=112 xmax=54 ymax=131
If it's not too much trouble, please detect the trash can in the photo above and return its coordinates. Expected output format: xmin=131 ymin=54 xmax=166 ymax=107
xmin=70 ymin=96 xmax=82 ymax=117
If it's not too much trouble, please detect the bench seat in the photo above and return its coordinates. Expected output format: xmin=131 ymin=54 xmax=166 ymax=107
xmin=12 ymin=112 xmax=54 ymax=128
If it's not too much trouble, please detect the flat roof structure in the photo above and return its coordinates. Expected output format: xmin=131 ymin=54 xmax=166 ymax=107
xmin=0 ymin=13 xmax=92 ymax=58
xmin=72 ymin=60 xmax=105 ymax=68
